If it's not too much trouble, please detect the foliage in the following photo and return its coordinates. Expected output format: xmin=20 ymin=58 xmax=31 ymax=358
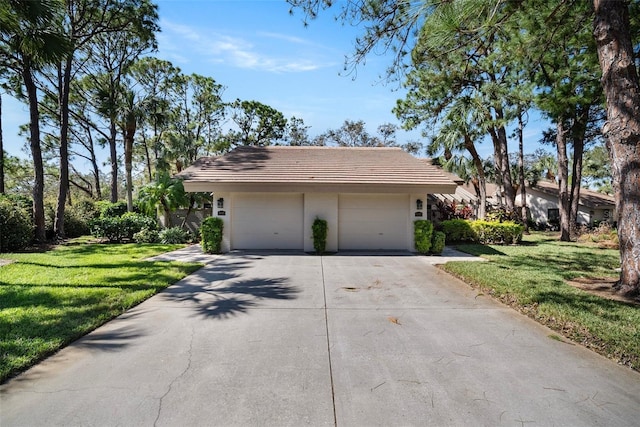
xmin=470 ymin=220 xmax=523 ymax=245
xmin=98 ymin=201 xmax=128 ymax=218
xmin=201 ymin=216 xmax=224 ymax=254
xmin=0 ymin=195 xmax=33 ymax=252
xmin=485 ymin=207 xmax=521 ymax=223
xmin=577 ymin=223 xmax=619 ymax=249
xmin=90 ymin=212 xmax=157 ymax=243
xmin=133 ymin=227 xmax=160 ymax=243
xmin=440 ymin=219 xmax=477 ymax=243
xmin=159 ymin=227 xmax=191 ymax=244
xmin=436 ymin=201 xmax=474 ymax=221
xmin=226 ymin=99 xmax=288 ymax=147
xmin=311 ymin=217 xmax=328 ymax=254
xmin=431 ymin=231 xmax=446 ymax=255
xmin=0 ymin=243 xmax=201 ymax=382
xmin=413 ymin=220 xmax=434 ymax=254
xmin=136 ymin=173 xmax=188 ymax=227
xmin=444 ymin=234 xmax=638 ymax=370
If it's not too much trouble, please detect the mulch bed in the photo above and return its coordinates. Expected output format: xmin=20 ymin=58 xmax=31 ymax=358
xmin=567 ymin=277 xmax=640 ymax=305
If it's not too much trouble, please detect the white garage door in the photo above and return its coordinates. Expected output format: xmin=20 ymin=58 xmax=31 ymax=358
xmin=231 ymin=193 xmax=303 ymax=250
xmin=338 ymin=194 xmax=409 ymax=250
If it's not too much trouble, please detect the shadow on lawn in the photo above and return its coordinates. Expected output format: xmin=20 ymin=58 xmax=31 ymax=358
xmin=161 ymin=257 xmax=299 ymax=319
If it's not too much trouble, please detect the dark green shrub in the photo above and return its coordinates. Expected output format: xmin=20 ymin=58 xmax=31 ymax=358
xmin=90 ymin=212 xmax=157 ymax=242
xmin=431 ymin=231 xmax=446 ymax=254
xmin=99 ymin=201 xmax=128 ymax=218
xmin=470 ymin=220 xmax=524 ymax=245
xmin=441 ymin=219 xmax=477 ymax=243
xmin=133 ymin=228 xmax=160 ymax=243
xmin=90 ymin=217 xmax=123 ymax=242
xmin=120 ymin=213 xmax=157 ymax=240
xmin=159 ymin=227 xmax=190 ymax=244
xmin=414 ymin=220 xmax=434 ymax=254
xmin=0 ymin=196 xmax=33 ymax=252
xmin=312 ymin=217 xmax=328 ymax=254
xmin=201 ymin=217 xmax=224 ymax=253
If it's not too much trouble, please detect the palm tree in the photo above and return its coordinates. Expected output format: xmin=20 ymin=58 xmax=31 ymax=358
xmin=0 ymin=0 xmax=69 ymax=242
xmin=137 ymin=173 xmax=188 ymax=228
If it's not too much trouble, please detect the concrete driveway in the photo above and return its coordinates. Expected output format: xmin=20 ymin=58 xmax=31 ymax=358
xmin=2 ymin=251 xmax=639 ymax=426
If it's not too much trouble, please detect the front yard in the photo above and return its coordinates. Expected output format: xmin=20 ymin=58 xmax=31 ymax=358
xmin=0 ymin=243 xmax=201 ymax=383
xmin=444 ymin=233 xmax=640 ymax=371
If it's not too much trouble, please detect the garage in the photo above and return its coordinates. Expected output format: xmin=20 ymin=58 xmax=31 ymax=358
xmin=180 ymin=146 xmax=459 ymax=252
xmin=231 ymin=193 xmax=304 ymax=250
xmin=338 ymin=194 xmax=409 ymax=250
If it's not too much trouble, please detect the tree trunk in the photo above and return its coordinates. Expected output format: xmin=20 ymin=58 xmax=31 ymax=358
xmin=54 ymin=58 xmax=73 ymax=240
xmin=464 ymin=134 xmax=486 ymax=219
xmin=556 ymin=121 xmax=571 ymax=241
xmin=594 ymin=0 xmax=640 ymax=298
xmin=22 ymin=61 xmax=46 ymax=242
xmin=495 ymin=116 xmax=515 ymax=212
xmin=569 ymin=106 xmax=588 ymax=234
xmin=518 ymin=113 xmax=528 ymax=232
xmin=0 ymin=93 xmax=4 ymax=194
xmin=109 ymin=116 xmax=118 ymax=203
xmin=124 ymin=114 xmax=136 ymax=212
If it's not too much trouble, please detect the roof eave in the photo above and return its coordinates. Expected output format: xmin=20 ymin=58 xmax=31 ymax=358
xmin=183 ymin=181 xmax=458 ymax=195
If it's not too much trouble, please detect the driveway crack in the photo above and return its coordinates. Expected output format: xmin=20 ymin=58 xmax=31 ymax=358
xmin=153 ymin=326 xmax=195 ymax=427
xmin=321 ymin=256 xmax=338 ymax=427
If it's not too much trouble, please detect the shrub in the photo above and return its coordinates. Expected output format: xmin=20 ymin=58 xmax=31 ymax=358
xmin=485 ymin=207 xmax=521 ymax=223
xmin=470 ymin=220 xmax=524 ymax=245
xmin=159 ymin=227 xmax=191 ymax=244
xmin=99 ymin=201 xmax=128 ymax=218
xmin=0 ymin=196 xmax=33 ymax=252
xmin=431 ymin=231 xmax=446 ymax=254
xmin=436 ymin=201 xmax=474 ymax=220
xmin=441 ymin=219 xmax=477 ymax=243
xmin=201 ymin=217 xmax=224 ymax=253
xmin=133 ymin=228 xmax=160 ymax=243
xmin=414 ymin=220 xmax=434 ymax=254
xmin=312 ymin=217 xmax=328 ymax=254
xmin=90 ymin=212 xmax=157 ymax=243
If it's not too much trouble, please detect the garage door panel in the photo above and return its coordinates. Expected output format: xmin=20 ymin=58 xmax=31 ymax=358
xmin=232 ymin=193 xmax=303 ymax=250
xmin=338 ymin=194 xmax=409 ymax=250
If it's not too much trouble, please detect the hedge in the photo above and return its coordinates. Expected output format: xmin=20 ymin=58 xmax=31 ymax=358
xmin=440 ymin=219 xmax=477 ymax=243
xmin=90 ymin=212 xmax=157 ymax=242
xmin=312 ymin=217 xmax=328 ymax=254
xmin=0 ymin=196 xmax=33 ymax=252
xmin=414 ymin=220 xmax=434 ymax=254
xmin=471 ymin=220 xmax=524 ymax=245
xmin=431 ymin=231 xmax=446 ymax=254
xmin=201 ymin=217 xmax=224 ymax=253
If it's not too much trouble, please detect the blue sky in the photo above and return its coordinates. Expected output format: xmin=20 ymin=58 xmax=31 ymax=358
xmin=2 ymin=0 xmax=550 ymax=164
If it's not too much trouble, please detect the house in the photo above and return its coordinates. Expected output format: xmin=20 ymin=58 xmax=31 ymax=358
xmin=516 ymin=180 xmax=616 ymax=227
xmin=177 ymin=146 xmax=459 ymax=252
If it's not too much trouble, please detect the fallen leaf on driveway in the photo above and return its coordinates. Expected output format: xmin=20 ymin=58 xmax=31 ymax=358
xmin=388 ymin=316 xmax=401 ymax=325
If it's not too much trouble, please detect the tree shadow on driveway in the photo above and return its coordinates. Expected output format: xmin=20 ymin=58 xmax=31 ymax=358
xmin=161 ymin=257 xmax=299 ymax=319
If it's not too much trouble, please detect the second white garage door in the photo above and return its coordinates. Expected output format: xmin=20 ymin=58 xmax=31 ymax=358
xmin=231 ymin=193 xmax=304 ymax=250
xmin=338 ymin=194 xmax=409 ymax=250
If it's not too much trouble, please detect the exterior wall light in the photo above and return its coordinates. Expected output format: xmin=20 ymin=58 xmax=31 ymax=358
xmin=217 ymin=198 xmax=224 ymax=209
xmin=416 ymin=199 xmax=423 ymax=211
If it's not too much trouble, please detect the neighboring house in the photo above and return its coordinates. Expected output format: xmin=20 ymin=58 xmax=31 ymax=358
xmin=177 ymin=146 xmax=458 ymax=252
xmin=516 ymin=180 xmax=616 ymax=227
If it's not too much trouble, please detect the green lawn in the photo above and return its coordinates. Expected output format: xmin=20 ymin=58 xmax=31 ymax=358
xmin=0 ymin=243 xmax=202 ymax=382
xmin=443 ymin=233 xmax=640 ymax=371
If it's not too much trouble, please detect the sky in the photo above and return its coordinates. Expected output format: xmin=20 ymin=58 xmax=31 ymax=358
xmin=2 ymin=0 xmax=551 ymax=166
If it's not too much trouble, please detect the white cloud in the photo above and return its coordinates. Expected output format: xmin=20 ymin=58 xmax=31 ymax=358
xmin=159 ymin=19 xmax=334 ymax=73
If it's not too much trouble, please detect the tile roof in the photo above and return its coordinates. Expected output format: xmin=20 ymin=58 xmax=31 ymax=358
xmin=177 ymin=146 xmax=459 ymax=190
xmin=532 ymin=180 xmax=615 ymax=208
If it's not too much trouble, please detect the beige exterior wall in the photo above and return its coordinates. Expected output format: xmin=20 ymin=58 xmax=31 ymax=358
xmin=303 ymin=193 xmax=339 ymax=253
xmin=204 ymin=191 xmax=428 ymax=252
